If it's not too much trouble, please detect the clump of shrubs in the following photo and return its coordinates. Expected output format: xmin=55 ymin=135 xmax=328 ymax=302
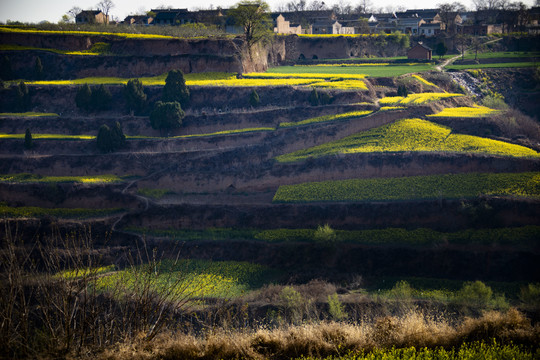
xmin=96 ymin=121 xmax=125 ymax=152
xmin=75 ymin=84 xmax=112 ymax=112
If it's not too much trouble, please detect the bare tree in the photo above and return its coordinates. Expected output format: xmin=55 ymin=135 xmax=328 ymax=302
xmin=67 ymin=6 xmax=82 ymax=21
xmin=287 ymin=0 xmax=307 ymax=11
xmin=97 ymin=0 xmax=115 ymax=21
xmin=355 ymin=0 xmax=373 ymax=14
xmin=472 ymin=0 xmax=501 ymax=10
xmin=332 ymin=0 xmax=353 ymax=15
xmin=437 ymin=2 xmax=465 ymax=34
xmin=307 ymin=0 xmax=328 ymax=11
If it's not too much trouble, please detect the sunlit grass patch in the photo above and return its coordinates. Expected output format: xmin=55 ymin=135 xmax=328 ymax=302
xmin=298 ymin=63 xmax=390 ymax=67
xmin=0 ymin=112 xmax=59 ymax=117
xmin=280 ymin=111 xmax=373 ymax=128
xmin=94 ymin=259 xmax=272 ymax=299
xmin=0 ymin=173 xmax=124 ymax=184
xmin=0 ymin=26 xmax=176 ymax=39
xmin=0 ymin=133 xmax=95 ymax=140
xmin=379 ymin=93 xmax=464 ymax=105
xmin=243 ymin=72 xmax=366 ymax=80
xmin=311 ymin=79 xmax=368 ymax=90
xmin=272 ymin=172 xmax=540 ymax=203
xmin=129 ymin=127 xmax=274 ymax=140
xmin=0 ymin=44 xmax=99 ymax=56
xmin=0 ymin=202 xmax=123 ymax=219
xmin=187 ymin=78 xmax=318 ymax=87
xmin=268 ymin=64 xmax=434 ymax=77
xmin=57 ymin=265 xmax=115 ymax=280
xmin=275 ymin=118 xmax=539 ymax=162
xmin=298 ymin=33 xmax=388 ymax=38
xmin=427 ymin=106 xmax=501 ymax=118
xmin=137 ymin=187 xmax=174 ymax=199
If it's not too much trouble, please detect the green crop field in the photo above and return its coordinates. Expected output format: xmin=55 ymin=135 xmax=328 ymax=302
xmin=0 ymin=202 xmax=123 ymax=219
xmin=279 ymin=111 xmax=373 ymax=128
xmin=0 ymin=112 xmax=59 ymax=117
xmin=267 ymin=64 xmax=435 ymax=77
xmin=0 ymin=173 xmax=125 ymax=184
xmin=275 ymin=118 xmax=539 ymax=162
xmin=272 ymin=172 xmax=540 ymax=203
xmin=92 ymin=259 xmax=275 ymax=299
xmin=446 ymin=62 xmax=537 ymax=70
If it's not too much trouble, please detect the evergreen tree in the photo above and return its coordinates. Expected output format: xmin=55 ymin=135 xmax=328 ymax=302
xmin=24 ymin=128 xmax=32 ymax=150
xmin=150 ymin=101 xmax=185 ymax=135
xmin=96 ymin=124 xmax=114 ymax=152
xmin=91 ymin=84 xmax=112 ymax=111
xmin=123 ymin=79 xmax=147 ymax=115
xmin=75 ymin=84 xmax=92 ymax=112
xmin=249 ymin=89 xmax=260 ymax=107
xmin=309 ymin=88 xmax=319 ymax=106
xmin=111 ymin=121 xmax=126 ymax=148
xmin=16 ymin=81 xmax=30 ymax=111
xmin=162 ymin=70 xmax=190 ymax=108
xmin=319 ymin=91 xmax=332 ymax=105
xmin=34 ymin=56 xmax=43 ymax=80
xmin=435 ymin=42 xmax=447 ymax=60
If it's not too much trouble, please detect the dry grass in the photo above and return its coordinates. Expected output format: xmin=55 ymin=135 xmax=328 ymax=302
xmin=98 ymin=308 xmax=538 ymax=360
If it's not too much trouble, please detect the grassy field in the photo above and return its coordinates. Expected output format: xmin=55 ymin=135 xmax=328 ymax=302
xmin=0 ymin=173 xmax=125 ymax=183
xmin=446 ymin=62 xmax=537 ymax=70
xmin=275 ymin=118 xmax=539 ymax=162
xmin=0 ymin=202 xmax=123 ymax=219
xmin=267 ymin=64 xmax=435 ymax=77
xmin=272 ymin=172 xmax=540 ymax=203
xmin=427 ymin=106 xmax=500 ymax=118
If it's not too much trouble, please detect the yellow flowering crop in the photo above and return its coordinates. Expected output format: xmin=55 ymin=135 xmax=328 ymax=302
xmin=0 ymin=112 xmax=59 ymax=117
xmin=0 ymin=26 xmax=176 ymax=39
xmin=243 ymin=72 xmax=366 ymax=80
xmin=427 ymin=106 xmax=500 ymax=118
xmin=379 ymin=93 xmax=464 ymax=105
xmin=280 ymin=110 xmax=373 ymax=128
xmin=411 ymin=74 xmax=438 ymax=87
xmin=0 ymin=133 xmax=95 ymax=140
xmin=379 ymin=106 xmax=406 ymax=111
xmin=311 ymin=79 xmax=368 ymax=90
xmin=187 ymin=78 xmax=317 ymax=87
xmin=275 ymin=118 xmax=539 ymax=162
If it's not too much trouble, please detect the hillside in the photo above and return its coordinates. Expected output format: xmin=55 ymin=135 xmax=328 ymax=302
xmin=1 ymin=29 xmax=539 ymax=359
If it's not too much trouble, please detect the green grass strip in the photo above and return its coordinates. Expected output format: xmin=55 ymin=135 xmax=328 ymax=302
xmin=0 ymin=173 xmax=124 ymax=184
xmin=280 ymin=111 xmax=373 ymax=128
xmin=0 ymin=112 xmax=59 ymax=117
xmin=273 ymin=172 xmax=540 ymax=203
xmin=0 ymin=133 xmax=94 ymax=140
xmin=446 ymin=62 xmax=537 ymax=70
xmin=267 ymin=64 xmax=435 ymax=77
xmin=275 ymin=118 xmax=539 ymax=163
xmin=0 ymin=44 xmax=99 ymax=56
xmin=0 ymin=202 xmax=123 ymax=219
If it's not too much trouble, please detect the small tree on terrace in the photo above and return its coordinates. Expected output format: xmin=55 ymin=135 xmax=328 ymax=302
xmin=24 ymin=128 xmax=33 ymax=150
xmin=124 ymin=79 xmax=147 ymax=115
xmin=34 ymin=57 xmax=43 ymax=80
xmin=249 ymin=89 xmax=260 ymax=107
xmin=15 ymin=81 xmax=31 ymax=111
xmin=229 ymin=0 xmax=272 ymax=59
xmin=308 ymin=87 xmax=319 ymax=106
xmin=75 ymin=84 xmax=92 ymax=112
xmin=150 ymin=101 xmax=185 ymax=135
xmin=162 ymin=70 xmax=190 ymax=108
xmin=91 ymin=84 xmax=112 ymax=111
xmin=435 ymin=42 xmax=447 ymax=60
xmin=96 ymin=122 xmax=125 ymax=152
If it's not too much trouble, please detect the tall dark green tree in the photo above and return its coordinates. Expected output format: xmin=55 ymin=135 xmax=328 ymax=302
xmin=91 ymin=84 xmax=112 ymax=111
xmin=24 ymin=128 xmax=33 ymax=150
xmin=150 ymin=101 xmax=185 ymax=135
xmin=308 ymin=87 xmax=319 ymax=106
xmin=16 ymin=81 xmax=30 ymax=111
xmin=162 ymin=70 xmax=190 ymax=108
xmin=249 ymin=89 xmax=260 ymax=107
xmin=435 ymin=42 xmax=447 ymax=60
xmin=75 ymin=84 xmax=92 ymax=112
xmin=34 ymin=56 xmax=43 ymax=80
xmin=123 ymin=79 xmax=147 ymax=115
xmin=96 ymin=122 xmax=125 ymax=152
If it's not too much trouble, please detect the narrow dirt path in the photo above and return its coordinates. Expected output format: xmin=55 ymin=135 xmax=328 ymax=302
xmin=436 ymin=54 xmax=462 ymax=71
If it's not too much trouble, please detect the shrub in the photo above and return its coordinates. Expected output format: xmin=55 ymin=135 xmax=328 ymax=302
xmin=15 ymin=81 xmax=30 ymax=111
xmin=249 ymin=89 xmax=260 ymax=107
xmin=319 ymin=91 xmax=332 ymax=105
xmin=328 ymin=293 xmax=347 ymax=320
xmin=91 ymin=84 xmax=112 ymax=111
xmin=397 ymin=84 xmax=408 ymax=97
xmin=123 ymin=79 xmax=147 ymax=115
xmin=314 ymin=224 xmax=337 ymax=244
xmin=456 ymin=281 xmax=493 ymax=307
xmin=163 ymin=69 xmax=190 ymax=108
xmin=150 ymin=101 xmax=185 ymax=134
xmin=519 ymin=283 xmax=540 ymax=309
xmin=96 ymin=122 xmax=125 ymax=152
xmin=308 ymin=87 xmax=319 ymax=106
xmin=24 ymin=128 xmax=32 ymax=150
xmin=481 ymin=94 xmax=509 ymax=110
xmin=388 ymin=280 xmax=413 ymax=301
xmin=75 ymin=84 xmax=92 ymax=112
xmin=34 ymin=56 xmax=43 ymax=80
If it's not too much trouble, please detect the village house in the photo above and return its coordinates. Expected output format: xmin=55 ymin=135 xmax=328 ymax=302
xmin=123 ymin=15 xmax=153 ymax=25
xmin=407 ymin=42 xmax=432 ymax=60
xmin=75 ymin=10 xmax=109 ymax=24
xmin=274 ymin=14 xmax=302 ymax=35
